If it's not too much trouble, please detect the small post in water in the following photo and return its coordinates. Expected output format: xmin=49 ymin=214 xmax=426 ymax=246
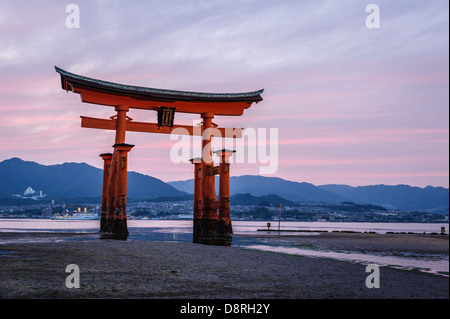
xmin=278 ymin=204 xmax=282 ymax=232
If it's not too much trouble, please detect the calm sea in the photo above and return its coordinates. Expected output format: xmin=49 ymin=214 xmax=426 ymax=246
xmin=1 ymin=219 xmax=448 ymax=276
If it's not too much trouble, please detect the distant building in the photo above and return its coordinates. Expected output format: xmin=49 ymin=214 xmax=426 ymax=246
xmin=12 ymin=186 xmax=47 ymax=200
xmin=24 ymin=186 xmax=36 ymax=196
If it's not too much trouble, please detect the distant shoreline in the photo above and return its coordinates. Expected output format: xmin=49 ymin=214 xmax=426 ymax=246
xmin=0 ymin=215 xmax=449 ymax=223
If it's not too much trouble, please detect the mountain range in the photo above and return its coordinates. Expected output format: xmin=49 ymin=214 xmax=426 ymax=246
xmin=0 ymin=157 xmax=448 ymax=213
xmin=0 ymin=157 xmax=187 ymax=201
xmin=168 ymin=176 xmax=346 ymax=203
xmin=168 ymin=176 xmax=449 ymax=213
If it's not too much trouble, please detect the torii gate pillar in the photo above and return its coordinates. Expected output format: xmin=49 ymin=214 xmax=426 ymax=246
xmin=99 ymin=152 xmax=113 ymax=233
xmin=200 ymin=112 xmax=218 ymax=245
xmin=190 ymin=157 xmax=202 ymax=243
xmin=101 ymin=105 xmax=134 ymax=240
xmin=112 ymin=143 xmax=134 ymax=240
xmin=215 ymin=149 xmax=235 ymax=244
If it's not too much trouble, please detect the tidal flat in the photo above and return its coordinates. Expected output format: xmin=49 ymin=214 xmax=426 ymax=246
xmin=0 ymin=232 xmax=448 ymax=299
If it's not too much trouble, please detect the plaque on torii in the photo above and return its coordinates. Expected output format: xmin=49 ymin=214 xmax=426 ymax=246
xmin=55 ymin=66 xmax=263 ymax=243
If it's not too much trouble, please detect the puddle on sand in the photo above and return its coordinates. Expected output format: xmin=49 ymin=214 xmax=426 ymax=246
xmin=244 ymin=245 xmax=449 ymax=277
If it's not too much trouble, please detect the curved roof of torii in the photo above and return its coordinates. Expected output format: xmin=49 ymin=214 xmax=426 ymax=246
xmin=55 ymin=66 xmax=263 ymax=116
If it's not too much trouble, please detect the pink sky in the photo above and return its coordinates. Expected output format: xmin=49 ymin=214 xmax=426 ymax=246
xmin=0 ymin=0 xmax=448 ymax=187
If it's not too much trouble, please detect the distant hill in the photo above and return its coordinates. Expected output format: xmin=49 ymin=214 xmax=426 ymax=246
xmin=169 ymin=175 xmax=449 ymax=213
xmin=0 ymin=157 xmax=187 ymax=201
xmin=168 ymin=175 xmax=346 ymax=203
xmin=230 ymin=193 xmax=299 ymax=207
xmin=318 ymin=184 xmax=449 ymax=213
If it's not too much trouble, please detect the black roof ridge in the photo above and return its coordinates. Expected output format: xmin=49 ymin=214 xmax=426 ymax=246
xmin=55 ymin=66 xmax=264 ymax=101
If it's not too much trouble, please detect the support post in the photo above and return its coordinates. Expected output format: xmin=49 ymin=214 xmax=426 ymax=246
xmin=200 ymin=112 xmax=218 ymax=245
xmin=190 ymin=158 xmax=202 ymax=243
xmin=99 ymin=153 xmax=113 ymax=233
xmin=101 ymin=105 xmax=131 ymax=240
xmin=103 ymin=150 xmax=118 ymax=238
xmin=214 ymin=149 xmax=235 ymax=245
xmin=114 ymin=105 xmax=129 ymax=144
xmin=112 ymin=143 xmax=134 ymax=240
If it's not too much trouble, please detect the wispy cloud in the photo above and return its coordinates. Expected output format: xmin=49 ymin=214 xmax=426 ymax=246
xmin=0 ymin=0 xmax=448 ymax=187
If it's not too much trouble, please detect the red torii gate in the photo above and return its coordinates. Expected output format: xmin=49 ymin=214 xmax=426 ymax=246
xmin=55 ymin=66 xmax=263 ymax=244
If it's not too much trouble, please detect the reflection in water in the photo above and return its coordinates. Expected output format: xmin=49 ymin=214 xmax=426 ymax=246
xmin=135 ymin=219 xmax=232 ymax=246
xmin=128 ymin=227 xmax=192 ymax=242
xmin=132 ymin=226 xmax=233 ymax=246
xmin=214 ymin=233 xmax=232 ymax=247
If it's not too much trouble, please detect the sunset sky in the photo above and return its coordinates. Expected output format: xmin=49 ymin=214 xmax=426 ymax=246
xmin=0 ymin=0 xmax=448 ymax=187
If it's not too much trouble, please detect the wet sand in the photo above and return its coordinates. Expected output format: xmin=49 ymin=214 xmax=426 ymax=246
xmin=0 ymin=232 xmax=448 ymax=299
xmin=238 ymin=231 xmax=449 ymax=255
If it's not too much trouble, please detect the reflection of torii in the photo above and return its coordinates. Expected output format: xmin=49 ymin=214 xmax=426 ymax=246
xmin=55 ymin=66 xmax=263 ymax=243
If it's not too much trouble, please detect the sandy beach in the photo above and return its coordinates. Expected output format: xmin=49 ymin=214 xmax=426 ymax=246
xmin=0 ymin=231 xmax=448 ymax=299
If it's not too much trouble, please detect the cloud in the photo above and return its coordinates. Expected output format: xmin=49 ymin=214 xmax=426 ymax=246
xmin=0 ymin=0 xmax=448 ymax=187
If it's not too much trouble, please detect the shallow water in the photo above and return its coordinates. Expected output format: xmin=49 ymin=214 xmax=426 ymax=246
xmin=1 ymin=219 xmax=448 ymax=234
xmin=243 ymin=244 xmax=449 ymax=276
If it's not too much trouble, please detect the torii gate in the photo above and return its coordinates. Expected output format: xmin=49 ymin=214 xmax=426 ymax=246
xmin=55 ymin=66 xmax=263 ymax=244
